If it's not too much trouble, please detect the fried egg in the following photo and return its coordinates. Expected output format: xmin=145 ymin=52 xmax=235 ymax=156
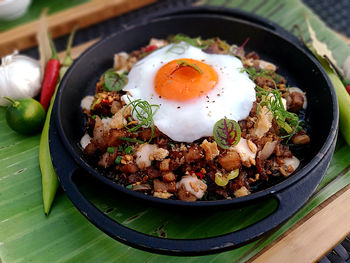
xmin=122 ymin=42 xmax=256 ymax=142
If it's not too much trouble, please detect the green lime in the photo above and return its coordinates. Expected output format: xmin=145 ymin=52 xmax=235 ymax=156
xmin=5 ymin=97 xmax=46 ymax=135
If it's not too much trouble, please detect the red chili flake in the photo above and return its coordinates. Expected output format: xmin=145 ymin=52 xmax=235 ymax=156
xmin=145 ymin=45 xmax=158 ymax=52
xmin=101 ymin=99 xmax=111 ymax=104
xmin=346 ymin=85 xmax=350 ymax=95
xmin=195 ymin=172 xmax=203 ymax=180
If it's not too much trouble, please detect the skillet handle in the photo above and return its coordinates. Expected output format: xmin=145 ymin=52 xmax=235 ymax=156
xmin=133 ymin=5 xmax=302 ymax=47
xmin=50 ymin=115 xmax=334 ymax=256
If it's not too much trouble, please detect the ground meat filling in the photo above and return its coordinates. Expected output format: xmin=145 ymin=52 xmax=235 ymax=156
xmin=81 ymin=37 xmax=310 ymax=201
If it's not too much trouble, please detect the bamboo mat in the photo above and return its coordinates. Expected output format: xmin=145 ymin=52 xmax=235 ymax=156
xmin=1 ymin=0 xmax=350 ymax=263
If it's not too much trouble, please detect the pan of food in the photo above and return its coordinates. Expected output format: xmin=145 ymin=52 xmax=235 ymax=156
xmin=49 ymin=6 xmax=338 ymax=255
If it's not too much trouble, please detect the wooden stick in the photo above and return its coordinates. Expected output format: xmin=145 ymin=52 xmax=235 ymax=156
xmin=251 ymin=186 xmax=350 ymax=263
xmin=0 ymin=0 xmax=156 ymax=57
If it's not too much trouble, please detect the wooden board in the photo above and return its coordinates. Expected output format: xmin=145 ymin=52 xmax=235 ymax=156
xmin=0 ymin=0 xmax=156 ymax=57
xmin=251 ymin=184 xmax=350 ymax=262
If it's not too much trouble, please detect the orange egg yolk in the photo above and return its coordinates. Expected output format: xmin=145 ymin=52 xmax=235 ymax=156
xmin=154 ymin=58 xmax=218 ymax=101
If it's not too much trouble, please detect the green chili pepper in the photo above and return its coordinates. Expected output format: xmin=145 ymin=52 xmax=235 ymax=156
xmin=39 ymin=27 xmax=76 ymax=215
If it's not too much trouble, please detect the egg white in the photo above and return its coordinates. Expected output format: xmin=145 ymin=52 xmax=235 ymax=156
xmin=122 ymin=42 xmax=256 ymax=143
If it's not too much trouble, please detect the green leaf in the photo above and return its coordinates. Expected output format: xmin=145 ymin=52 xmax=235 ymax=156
xmin=304 ymin=18 xmax=350 ymax=146
xmin=103 ymin=70 xmax=128 ymax=92
xmin=305 ymin=16 xmax=337 ymax=67
xmin=175 ymin=60 xmax=203 ymax=75
xmin=213 ymin=118 xmax=241 ymax=149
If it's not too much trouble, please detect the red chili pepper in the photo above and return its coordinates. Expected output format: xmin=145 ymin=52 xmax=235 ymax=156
xmin=346 ymin=85 xmax=350 ymax=95
xmin=40 ymin=38 xmax=60 ymax=111
xmin=145 ymin=45 xmax=157 ymax=53
xmin=195 ymin=172 xmax=204 ymax=180
xmin=101 ymin=99 xmax=111 ymax=104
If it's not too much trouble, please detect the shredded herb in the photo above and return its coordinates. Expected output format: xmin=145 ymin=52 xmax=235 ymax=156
xmin=171 ymin=60 xmax=203 ymax=75
xmin=241 ymin=66 xmax=301 ymax=141
xmin=103 ymin=70 xmax=128 ymax=92
xmin=166 ymin=43 xmax=188 ymax=55
xmin=213 ymin=118 xmax=241 ymax=149
xmin=119 ymin=137 xmax=145 ymax=144
xmin=256 ymin=86 xmax=302 ymax=141
xmin=169 ymin=33 xmax=214 ymax=50
xmin=117 ymin=145 xmax=123 ymax=152
xmin=124 ymin=97 xmax=160 ymax=142
xmin=91 ymin=115 xmax=96 ymax=119
xmin=126 ymin=184 xmax=132 ymax=189
xmin=241 ymin=67 xmax=275 ymax=87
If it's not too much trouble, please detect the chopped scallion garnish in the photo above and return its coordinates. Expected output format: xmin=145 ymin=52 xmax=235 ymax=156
xmin=124 ymin=97 xmax=159 ymax=142
xmin=172 ymin=60 xmax=203 ymax=75
xmin=115 ymin=156 xmax=122 ymax=164
xmin=107 ymin=147 xmax=114 ymax=154
xmin=124 ymin=146 xmax=134 ymax=154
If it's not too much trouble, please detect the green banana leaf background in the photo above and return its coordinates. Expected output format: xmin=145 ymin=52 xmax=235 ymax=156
xmin=1 ymin=0 xmax=350 ymax=262
xmin=0 ymin=0 xmax=89 ymax=32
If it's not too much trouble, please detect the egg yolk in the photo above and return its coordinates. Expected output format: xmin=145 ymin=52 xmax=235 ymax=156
xmin=154 ymin=58 xmax=218 ymax=101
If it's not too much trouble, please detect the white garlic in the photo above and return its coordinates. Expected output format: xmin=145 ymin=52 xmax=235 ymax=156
xmin=0 ymin=51 xmax=41 ymax=106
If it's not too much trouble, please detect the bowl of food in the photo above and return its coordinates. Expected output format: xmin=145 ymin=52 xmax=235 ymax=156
xmin=50 ymin=6 xmax=338 ymax=255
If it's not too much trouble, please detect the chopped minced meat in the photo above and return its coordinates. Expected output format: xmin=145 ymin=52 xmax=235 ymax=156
xmin=200 ymin=139 xmax=219 ymax=161
xmin=81 ymin=36 xmax=310 ymax=202
xmin=149 ymin=148 xmax=169 ymax=161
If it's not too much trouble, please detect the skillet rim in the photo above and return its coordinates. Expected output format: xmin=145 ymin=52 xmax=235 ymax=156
xmin=54 ymin=13 xmax=338 ymax=207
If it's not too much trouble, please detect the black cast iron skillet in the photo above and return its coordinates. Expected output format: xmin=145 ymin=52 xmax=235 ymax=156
xmin=50 ymin=6 xmax=338 ymax=255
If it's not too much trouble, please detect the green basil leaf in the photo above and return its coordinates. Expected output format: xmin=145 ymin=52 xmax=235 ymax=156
xmin=103 ymin=70 xmax=128 ymax=92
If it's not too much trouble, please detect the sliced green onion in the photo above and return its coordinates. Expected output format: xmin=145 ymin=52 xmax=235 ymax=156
xmin=115 ymin=156 xmax=122 ymax=164
xmin=107 ymin=147 xmax=114 ymax=154
xmin=124 ymin=146 xmax=134 ymax=154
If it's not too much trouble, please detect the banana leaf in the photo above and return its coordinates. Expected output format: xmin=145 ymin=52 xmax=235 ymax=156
xmin=0 ymin=0 xmax=90 ymax=32
xmin=1 ymin=0 xmax=350 ymax=262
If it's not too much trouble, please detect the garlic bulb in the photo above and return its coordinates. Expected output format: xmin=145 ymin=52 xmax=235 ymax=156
xmin=0 ymin=51 xmax=41 ymax=106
